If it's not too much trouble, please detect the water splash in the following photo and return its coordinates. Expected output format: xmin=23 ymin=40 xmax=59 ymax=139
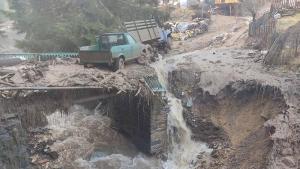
xmin=46 ymin=105 xmax=162 ymax=169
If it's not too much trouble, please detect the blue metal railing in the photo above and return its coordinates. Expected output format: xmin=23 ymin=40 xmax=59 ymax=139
xmin=0 ymin=53 xmax=79 ymax=61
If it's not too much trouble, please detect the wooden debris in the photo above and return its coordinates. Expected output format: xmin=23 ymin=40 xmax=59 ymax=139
xmin=135 ymin=87 xmax=142 ymax=96
xmin=0 ymin=80 xmax=16 ymax=87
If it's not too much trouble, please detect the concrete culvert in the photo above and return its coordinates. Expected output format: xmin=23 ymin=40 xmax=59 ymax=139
xmin=168 ymin=68 xmax=289 ymax=169
xmin=0 ymin=88 xmax=166 ymax=169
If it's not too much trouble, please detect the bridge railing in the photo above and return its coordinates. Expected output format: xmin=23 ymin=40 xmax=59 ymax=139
xmin=0 ymin=53 xmax=79 ymax=61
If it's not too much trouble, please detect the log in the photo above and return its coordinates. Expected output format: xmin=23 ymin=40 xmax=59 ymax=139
xmin=97 ymin=70 xmax=120 ymax=86
xmin=0 ymin=73 xmax=15 ymax=80
xmin=0 ymin=80 xmax=16 ymax=87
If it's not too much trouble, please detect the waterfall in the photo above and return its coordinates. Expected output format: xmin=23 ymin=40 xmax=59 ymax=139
xmin=151 ymin=57 xmax=212 ymax=169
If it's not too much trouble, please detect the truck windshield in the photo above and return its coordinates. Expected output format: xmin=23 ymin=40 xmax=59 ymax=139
xmin=100 ymin=34 xmax=127 ymax=50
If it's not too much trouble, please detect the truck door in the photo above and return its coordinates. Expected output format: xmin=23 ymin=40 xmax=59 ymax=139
xmin=126 ymin=34 xmax=141 ymax=59
xmin=116 ymin=34 xmax=133 ymax=59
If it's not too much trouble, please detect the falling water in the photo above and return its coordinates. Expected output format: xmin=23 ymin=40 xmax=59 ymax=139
xmin=41 ymin=54 xmax=213 ymax=169
xmin=151 ymin=56 xmax=212 ymax=169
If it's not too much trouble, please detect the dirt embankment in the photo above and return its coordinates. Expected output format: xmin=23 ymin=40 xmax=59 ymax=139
xmin=169 ymin=68 xmax=289 ymax=169
xmin=170 ymin=15 xmax=249 ymax=55
xmin=0 ymin=59 xmax=156 ymax=93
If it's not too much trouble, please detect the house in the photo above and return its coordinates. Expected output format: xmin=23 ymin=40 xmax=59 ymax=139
xmin=159 ymin=0 xmax=200 ymax=8
xmin=215 ymin=0 xmax=240 ymax=16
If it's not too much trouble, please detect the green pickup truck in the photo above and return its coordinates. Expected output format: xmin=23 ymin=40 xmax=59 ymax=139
xmin=80 ymin=19 xmax=167 ymax=71
xmin=80 ymin=33 xmax=148 ymax=71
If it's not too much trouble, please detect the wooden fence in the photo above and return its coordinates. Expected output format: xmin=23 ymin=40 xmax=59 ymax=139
xmin=272 ymin=0 xmax=300 ymax=9
xmin=249 ymin=13 xmax=278 ymax=48
xmin=248 ymin=0 xmax=300 ymax=48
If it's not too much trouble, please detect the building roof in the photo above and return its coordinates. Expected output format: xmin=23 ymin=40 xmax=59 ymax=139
xmin=215 ymin=0 xmax=239 ymax=4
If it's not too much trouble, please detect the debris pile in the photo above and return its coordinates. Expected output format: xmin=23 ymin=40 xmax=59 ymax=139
xmin=48 ymin=70 xmax=133 ymax=92
xmin=21 ymin=62 xmax=49 ymax=83
xmin=169 ymin=19 xmax=209 ymax=41
xmin=0 ymin=69 xmax=15 ymax=87
xmin=28 ymin=128 xmax=58 ymax=166
xmin=0 ymin=60 xmax=157 ymax=99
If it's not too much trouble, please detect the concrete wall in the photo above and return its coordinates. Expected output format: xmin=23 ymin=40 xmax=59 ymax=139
xmin=150 ymin=95 xmax=168 ymax=154
xmin=111 ymin=93 xmax=167 ymax=154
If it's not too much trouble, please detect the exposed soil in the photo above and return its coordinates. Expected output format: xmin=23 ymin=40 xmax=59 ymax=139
xmin=163 ymin=46 xmax=300 ymax=169
xmin=169 ymin=69 xmax=288 ymax=169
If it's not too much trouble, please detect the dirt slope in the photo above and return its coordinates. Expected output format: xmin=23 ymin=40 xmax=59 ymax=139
xmin=170 ymin=15 xmax=249 ymax=55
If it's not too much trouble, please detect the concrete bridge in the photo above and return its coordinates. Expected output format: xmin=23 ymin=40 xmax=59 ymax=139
xmin=0 ymin=76 xmax=168 ymax=155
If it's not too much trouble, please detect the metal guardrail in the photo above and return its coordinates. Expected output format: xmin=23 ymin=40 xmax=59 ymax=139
xmin=0 ymin=53 xmax=79 ymax=61
xmin=144 ymin=76 xmax=166 ymax=93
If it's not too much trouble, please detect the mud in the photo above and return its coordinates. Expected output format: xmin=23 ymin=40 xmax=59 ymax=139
xmin=167 ymin=65 xmax=291 ymax=169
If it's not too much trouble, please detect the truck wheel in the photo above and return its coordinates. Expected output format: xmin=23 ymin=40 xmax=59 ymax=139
xmin=113 ymin=57 xmax=125 ymax=71
xmin=137 ymin=53 xmax=148 ymax=65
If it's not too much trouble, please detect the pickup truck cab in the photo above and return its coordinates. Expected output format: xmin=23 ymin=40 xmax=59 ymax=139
xmin=80 ymin=33 xmax=147 ymax=71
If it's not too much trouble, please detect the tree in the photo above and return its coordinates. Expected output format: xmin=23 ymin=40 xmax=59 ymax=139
xmin=6 ymin=0 xmax=167 ymax=52
xmin=241 ymin=0 xmax=259 ymax=21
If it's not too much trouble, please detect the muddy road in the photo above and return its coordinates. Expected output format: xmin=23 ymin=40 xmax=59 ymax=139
xmin=170 ymin=15 xmax=250 ymax=55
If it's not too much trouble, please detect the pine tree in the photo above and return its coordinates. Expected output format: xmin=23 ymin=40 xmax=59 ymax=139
xmin=6 ymin=0 xmax=166 ymax=52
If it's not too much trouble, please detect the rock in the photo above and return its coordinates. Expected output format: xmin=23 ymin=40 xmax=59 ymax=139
xmin=280 ymin=148 xmax=294 ymax=156
xmin=37 ymin=159 xmax=49 ymax=164
xmin=46 ymin=151 xmax=59 ymax=160
xmin=281 ymin=156 xmax=296 ymax=168
xmin=211 ymin=150 xmax=219 ymax=158
xmin=0 ymin=120 xmax=29 ymax=169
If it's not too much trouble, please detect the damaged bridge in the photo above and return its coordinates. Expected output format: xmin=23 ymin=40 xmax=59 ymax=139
xmin=0 ymin=63 xmax=169 ymax=168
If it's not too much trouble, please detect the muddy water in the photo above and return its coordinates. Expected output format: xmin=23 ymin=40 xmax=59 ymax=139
xmin=152 ymin=57 xmax=212 ymax=169
xmin=46 ymin=105 xmax=162 ymax=169
xmin=41 ymin=55 xmax=212 ymax=169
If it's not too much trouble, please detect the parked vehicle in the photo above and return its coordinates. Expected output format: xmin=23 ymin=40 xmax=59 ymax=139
xmin=79 ymin=19 xmax=171 ymax=71
xmin=80 ymin=33 xmax=149 ymax=71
